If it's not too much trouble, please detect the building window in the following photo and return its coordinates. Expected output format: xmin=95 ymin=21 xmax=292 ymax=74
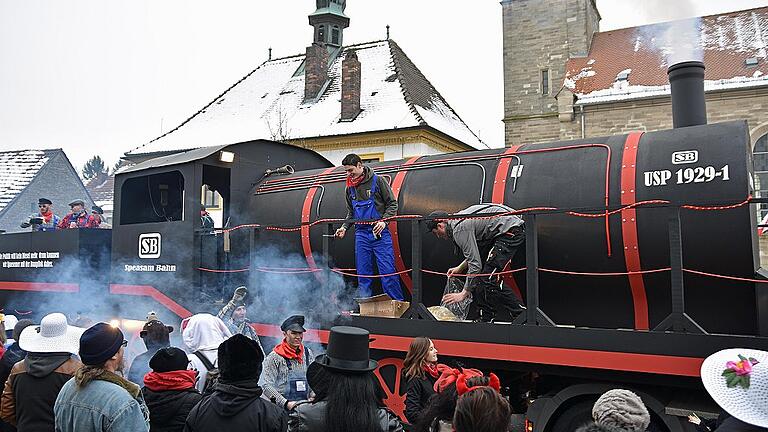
xmin=541 ymin=69 xmax=550 ymax=95
xmin=359 ymin=153 xmax=384 ymax=164
xmin=317 ymin=25 xmax=326 ymax=43
xmin=332 ymin=27 xmax=340 ymax=45
xmin=755 ymin=134 xmax=768 ymax=222
xmin=201 ymin=185 xmax=221 ymax=210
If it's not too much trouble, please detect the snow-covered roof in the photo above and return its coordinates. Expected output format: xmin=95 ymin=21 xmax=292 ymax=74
xmin=0 ymin=149 xmax=57 ymax=213
xmin=85 ymin=172 xmax=114 ymax=206
xmin=128 ymin=39 xmax=484 ymax=156
xmin=564 ymin=7 xmax=768 ymax=104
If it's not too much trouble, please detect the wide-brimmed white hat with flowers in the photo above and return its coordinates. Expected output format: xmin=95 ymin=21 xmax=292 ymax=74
xmin=19 ymin=313 xmax=84 ymax=354
xmin=701 ymin=348 xmax=768 ymax=428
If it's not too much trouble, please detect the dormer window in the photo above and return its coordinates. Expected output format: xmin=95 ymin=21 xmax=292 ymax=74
xmin=617 ymin=69 xmax=631 ymax=81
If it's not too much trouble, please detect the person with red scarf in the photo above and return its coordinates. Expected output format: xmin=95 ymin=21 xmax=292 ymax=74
xmin=58 ymin=199 xmax=91 ymax=229
xmin=260 ymin=315 xmax=315 ymax=411
xmin=334 ymin=153 xmax=404 ymax=300
xmin=403 ymin=337 xmax=444 ymax=425
xmin=21 ymin=198 xmax=60 ymax=231
xmin=142 ymin=347 xmax=202 ymax=432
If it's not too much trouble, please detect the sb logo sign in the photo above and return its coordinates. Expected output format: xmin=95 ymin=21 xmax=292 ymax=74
xmin=672 ymin=150 xmax=698 ymax=165
xmin=138 ymin=233 xmax=161 ymax=259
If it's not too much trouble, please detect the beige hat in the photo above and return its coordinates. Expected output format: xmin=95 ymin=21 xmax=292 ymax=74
xmin=19 ymin=313 xmax=84 ymax=354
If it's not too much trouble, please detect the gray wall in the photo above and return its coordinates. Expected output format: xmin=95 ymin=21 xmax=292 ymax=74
xmin=0 ymin=152 xmax=95 ymax=233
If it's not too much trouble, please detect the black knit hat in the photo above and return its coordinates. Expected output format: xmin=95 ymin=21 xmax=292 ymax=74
xmin=149 ymin=347 xmax=189 ymax=373
xmin=218 ymin=334 xmax=264 ymax=382
xmin=79 ymin=323 xmax=124 ymax=366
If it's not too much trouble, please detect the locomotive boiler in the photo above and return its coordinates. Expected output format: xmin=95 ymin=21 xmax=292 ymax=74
xmin=250 ymin=62 xmax=761 ymax=336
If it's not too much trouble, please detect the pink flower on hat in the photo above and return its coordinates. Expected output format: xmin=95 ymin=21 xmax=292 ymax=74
xmin=722 ymin=354 xmax=760 ymax=389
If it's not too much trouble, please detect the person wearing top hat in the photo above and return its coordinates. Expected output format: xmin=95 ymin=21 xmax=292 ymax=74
xmin=0 ymin=313 xmax=84 ymax=431
xmin=261 ymin=315 xmax=315 ymax=411
xmin=288 ymin=326 xmax=403 ymax=432
xmin=21 ymin=198 xmax=60 ymax=231
xmin=58 ymin=199 xmax=91 ymax=229
xmin=54 ymin=322 xmax=150 ymax=431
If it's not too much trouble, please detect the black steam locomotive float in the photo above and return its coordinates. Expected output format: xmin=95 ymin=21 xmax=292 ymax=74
xmin=0 ymin=61 xmax=766 ymax=431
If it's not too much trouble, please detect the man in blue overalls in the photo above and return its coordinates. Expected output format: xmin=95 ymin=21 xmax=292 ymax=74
xmin=334 ymin=154 xmax=404 ymax=301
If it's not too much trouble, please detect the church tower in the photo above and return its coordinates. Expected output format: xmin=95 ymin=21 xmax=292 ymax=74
xmin=501 ymin=0 xmax=600 ymax=146
xmin=309 ymin=0 xmax=350 ymax=49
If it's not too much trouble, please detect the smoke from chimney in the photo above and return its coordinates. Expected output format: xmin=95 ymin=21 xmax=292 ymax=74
xmin=668 ymin=61 xmax=707 ymax=128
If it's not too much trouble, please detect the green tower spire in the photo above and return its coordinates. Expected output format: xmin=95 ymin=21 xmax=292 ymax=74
xmin=309 ymin=0 xmax=350 ymax=48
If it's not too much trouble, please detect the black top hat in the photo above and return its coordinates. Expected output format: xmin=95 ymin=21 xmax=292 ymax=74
xmin=425 ymin=210 xmax=449 ymax=232
xmin=38 ymin=198 xmax=52 ymax=205
xmin=91 ymin=205 xmax=104 ymax=214
xmin=315 ymin=326 xmax=377 ymax=373
xmin=280 ymin=315 xmax=306 ymax=332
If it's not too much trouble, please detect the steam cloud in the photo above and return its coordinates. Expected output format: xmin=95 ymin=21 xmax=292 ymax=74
xmin=636 ymin=7 xmax=704 ymax=66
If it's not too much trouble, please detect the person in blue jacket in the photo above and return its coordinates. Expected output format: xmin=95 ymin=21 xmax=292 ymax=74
xmin=20 ymin=198 xmax=60 ymax=231
xmin=335 ymin=154 xmax=404 ymax=301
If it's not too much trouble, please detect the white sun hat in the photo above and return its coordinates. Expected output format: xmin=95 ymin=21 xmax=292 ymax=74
xmin=19 ymin=313 xmax=85 ymax=354
xmin=701 ymin=348 xmax=768 ymax=428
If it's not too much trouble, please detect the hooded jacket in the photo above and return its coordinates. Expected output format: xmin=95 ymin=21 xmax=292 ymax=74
xmin=183 ymin=379 xmax=287 ymax=432
xmin=288 ymin=400 xmax=403 ymax=432
xmin=182 ymin=314 xmax=232 ymax=393
xmin=0 ymin=342 xmax=26 ymax=389
xmin=142 ymin=386 xmax=202 ymax=432
xmin=0 ymin=353 xmax=81 ymax=431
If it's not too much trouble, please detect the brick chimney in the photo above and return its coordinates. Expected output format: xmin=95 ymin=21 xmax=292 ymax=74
xmin=304 ymin=43 xmax=329 ymax=101
xmin=341 ymin=50 xmax=361 ymax=121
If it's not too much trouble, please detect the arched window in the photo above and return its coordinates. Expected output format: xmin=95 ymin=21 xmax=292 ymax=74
xmin=317 ymin=25 xmax=326 ymax=43
xmin=754 ymin=134 xmax=768 ymax=220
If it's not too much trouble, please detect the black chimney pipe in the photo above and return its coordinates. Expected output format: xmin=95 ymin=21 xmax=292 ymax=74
xmin=667 ymin=61 xmax=707 ymax=128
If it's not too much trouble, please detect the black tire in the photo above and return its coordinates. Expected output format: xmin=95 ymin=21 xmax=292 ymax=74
xmin=549 ymin=400 xmax=595 ymax=432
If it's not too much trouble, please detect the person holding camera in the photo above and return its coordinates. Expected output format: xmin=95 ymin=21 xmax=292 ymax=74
xmin=20 ymin=198 xmax=60 ymax=232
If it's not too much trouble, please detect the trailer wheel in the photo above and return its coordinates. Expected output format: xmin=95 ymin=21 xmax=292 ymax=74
xmin=549 ymin=400 xmax=594 ymax=432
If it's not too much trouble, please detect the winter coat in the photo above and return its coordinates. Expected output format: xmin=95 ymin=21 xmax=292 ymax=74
xmin=142 ymin=387 xmax=202 ymax=432
xmin=260 ymin=347 xmax=315 ymax=408
xmin=183 ymin=379 xmax=287 ymax=432
xmin=288 ymin=400 xmax=404 ymax=432
xmin=404 ymin=374 xmax=436 ymax=424
xmin=0 ymin=343 xmax=25 ymax=388
xmin=0 ymin=353 xmax=81 ymax=431
xmin=182 ymin=314 xmax=232 ymax=393
xmin=54 ymin=370 xmax=150 ymax=432
xmin=341 ymin=166 xmax=398 ymax=230
xmin=58 ymin=211 xmax=92 ymax=229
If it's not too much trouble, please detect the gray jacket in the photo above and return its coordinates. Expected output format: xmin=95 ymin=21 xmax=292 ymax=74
xmin=342 ymin=166 xmax=398 ymax=230
xmin=260 ymin=347 xmax=315 ymax=408
xmin=447 ymin=203 xmax=524 ymax=292
xmin=288 ymin=400 xmax=403 ymax=432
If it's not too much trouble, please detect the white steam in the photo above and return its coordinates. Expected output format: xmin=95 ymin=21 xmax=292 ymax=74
xmin=637 ymin=15 xmax=704 ymax=66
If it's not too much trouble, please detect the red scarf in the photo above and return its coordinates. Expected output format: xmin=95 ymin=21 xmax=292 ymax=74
xmin=143 ymin=370 xmax=197 ymax=391
xmin=273 ymin=339 xmax=304 ymax=363
xmin=346 ymin=173 xmax=366 ymax=188
xmin=424 ymin=363 xmax=440 ymax=379
xmin=40 ymin=209 xmax=53 ymax=224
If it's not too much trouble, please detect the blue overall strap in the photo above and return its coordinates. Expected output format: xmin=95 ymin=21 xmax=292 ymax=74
xmin=348 ymin=174 xmax=378 ymax=202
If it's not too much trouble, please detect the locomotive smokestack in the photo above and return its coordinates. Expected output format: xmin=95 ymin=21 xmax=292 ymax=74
xmin=667 ymin=61 xmax=707 ymax=128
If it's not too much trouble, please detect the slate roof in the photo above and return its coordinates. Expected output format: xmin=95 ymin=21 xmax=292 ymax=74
xmin=0 ymin=149 xmax=58 ymax=214
xmin=127 ymin=39 xmax=485 ymax=156
xmin=564 ymin=7 xmax=768 ymax=104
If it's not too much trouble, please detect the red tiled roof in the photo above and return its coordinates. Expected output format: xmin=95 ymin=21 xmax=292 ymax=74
xmin=564 ymin=7 xmax=768 ymax=103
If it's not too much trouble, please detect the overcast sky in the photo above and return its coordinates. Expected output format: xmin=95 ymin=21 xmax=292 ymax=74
xmin=1 ymin=0 xmax=767 ymax=173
